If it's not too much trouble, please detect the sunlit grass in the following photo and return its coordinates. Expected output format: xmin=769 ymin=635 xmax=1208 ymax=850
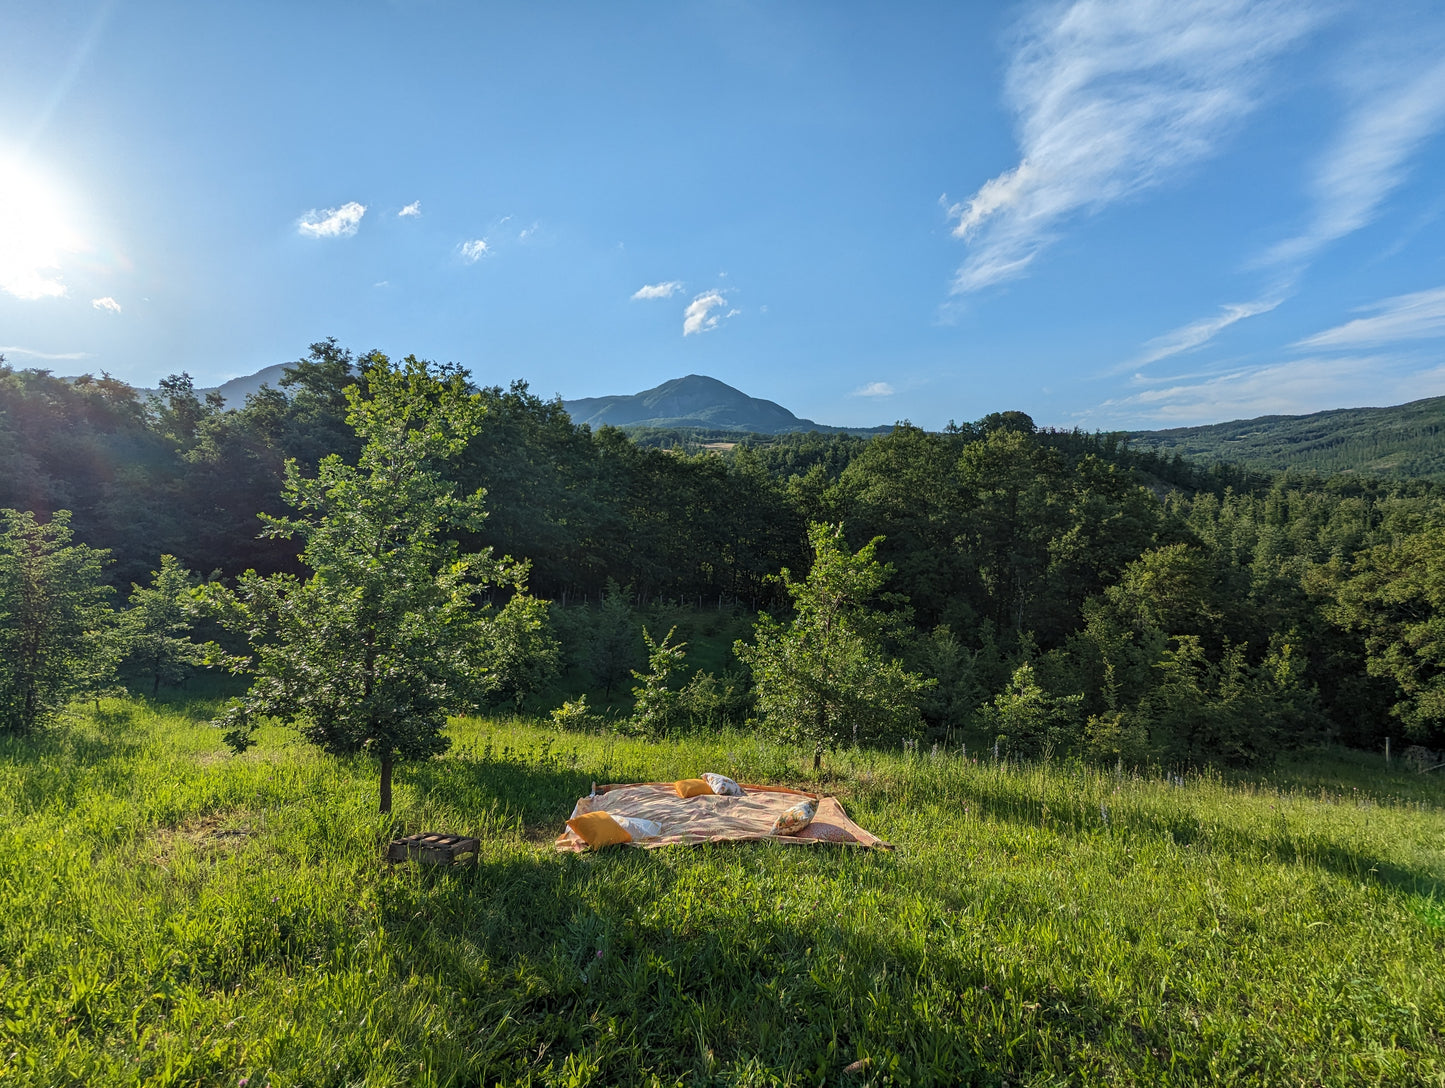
xmin=1 ymin=700 xmax=1442 ymax=1086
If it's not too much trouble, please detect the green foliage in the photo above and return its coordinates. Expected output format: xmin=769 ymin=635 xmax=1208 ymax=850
xmin=1143 ymin=634 xmax=1320 ymax=767
xmin=977 ymin=662 xmax=1084 ymax=759
xmin=205 ymin=354 xmax=549 ymax=811
xmin=585 ymin=579 xmax=641 ymax=695
xmin=1331 ymin=527 xmax=1445 ymax=745
xmin=1130 ymin=394 xmax=1445 ymax=482
xmin=624 ymin=626 xmax=688 ymax=737
xmin=480 ymin=593 xmax=561 ymax=712
xmin=117 ymin=555 xmax=209 ymax=695
xmin=0 ymin=510 xmax=114 ymax=734
xmin=549 ymin=693 xmax=597 ymax=730
xmin=737 ymin=523 xmax=930 ymax=767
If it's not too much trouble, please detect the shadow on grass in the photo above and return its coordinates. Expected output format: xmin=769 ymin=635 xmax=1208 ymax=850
xmin=367 ymin=840 xmax=1212 ymax=1085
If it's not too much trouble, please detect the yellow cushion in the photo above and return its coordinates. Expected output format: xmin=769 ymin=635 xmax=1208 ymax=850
xmin=566 ymin=811 xmax=631 ymax=848
xmin=675 ymin=778 xmax=714 ymax=798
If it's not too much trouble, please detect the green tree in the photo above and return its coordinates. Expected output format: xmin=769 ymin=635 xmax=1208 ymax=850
xmin=736 ymin=522 xmax=930 ymax=770
xmin=119 ymin=554 xmax=209 ymax=695
xmin=627 ymin=626 xmax=687 ymax=737
xmin=482 ymin=590 xmax=561 ymax=713
xmin=208 ymin=354 xmax=546 ymax=813
xmin=0 ymin=510 xmax=114 ymax=734
xmin=977 ymin=662 xmax=1084 ymax=759
xmin=587 ymin=579 xmax=640 ymax=696
xmin=1331 ymin=527 xmax=1445 ymax=744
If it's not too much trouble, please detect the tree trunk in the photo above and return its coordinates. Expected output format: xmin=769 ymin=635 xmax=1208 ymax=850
xmin=379 ymin=751 xmax=394 ymax=814
xmin=813 ymin=748 xmax=822 ymax=772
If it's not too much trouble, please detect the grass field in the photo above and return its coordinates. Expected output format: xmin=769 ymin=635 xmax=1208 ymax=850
xmin=2 ymin=698 xmax=1442 ymax=1087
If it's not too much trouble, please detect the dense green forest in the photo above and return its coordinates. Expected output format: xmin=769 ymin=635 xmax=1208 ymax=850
xmin=3 ymin=341 xmax=1444 ymax=768
xmin=1129 ymin=395 xmax=1445 ymax=481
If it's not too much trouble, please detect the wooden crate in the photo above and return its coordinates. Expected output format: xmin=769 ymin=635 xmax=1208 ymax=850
xmin=386 ymin=832 xmax=480 ymax=867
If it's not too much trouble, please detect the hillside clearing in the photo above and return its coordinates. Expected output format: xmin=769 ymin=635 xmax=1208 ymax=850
xmin=1 ymin=700 xmax=1442 ymax=1087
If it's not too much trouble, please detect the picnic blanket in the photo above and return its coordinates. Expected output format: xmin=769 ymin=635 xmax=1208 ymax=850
xmin=555 ymin=781 xmax=890 ymax=851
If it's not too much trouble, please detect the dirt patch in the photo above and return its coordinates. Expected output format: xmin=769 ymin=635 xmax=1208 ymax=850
xmin=147 ymin=811 xmax=257 ymax=865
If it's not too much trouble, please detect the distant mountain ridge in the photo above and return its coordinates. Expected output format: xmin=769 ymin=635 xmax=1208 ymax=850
xmin=1128 ymin=395 xmax=1445 ymax=481
xmin=562 ymin=374 xmax=882 ymax=434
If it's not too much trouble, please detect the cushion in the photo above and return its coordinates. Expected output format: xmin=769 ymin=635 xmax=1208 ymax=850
xmin=566 ymin=811 xmax=632 ymax=848
xmin=701 ymin=772 xmax=743 ymax=797
xmin=674 ymin=778 xmax=713 ymax=798
xmin=771 ymin=798 xmax=818 ymax=836
xmin=611 ymin=814 xmax=662 ymax=840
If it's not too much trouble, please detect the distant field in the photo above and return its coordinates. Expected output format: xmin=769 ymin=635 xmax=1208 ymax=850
xmin=2 ymin=700 xmax=1442 ymax=1086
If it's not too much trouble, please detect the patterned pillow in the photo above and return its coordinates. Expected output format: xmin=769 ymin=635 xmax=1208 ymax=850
xmin=771 ymin=798 xmax=818 ymax=836
xmin=701 ymin=772 xmax=743 ymax=796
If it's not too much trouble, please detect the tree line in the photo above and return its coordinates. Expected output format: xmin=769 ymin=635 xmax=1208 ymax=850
xmin=3 ymin=342 xmax=1444 ymax=796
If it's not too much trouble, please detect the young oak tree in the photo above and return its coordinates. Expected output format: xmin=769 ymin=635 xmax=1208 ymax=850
xmin=736 ymin=522 xmax=930 ymax=770
xmin=207 ymin=353 xmax=549 ymax=813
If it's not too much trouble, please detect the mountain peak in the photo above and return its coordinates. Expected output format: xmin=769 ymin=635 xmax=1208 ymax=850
xmin=562 ymin=374 xmax=819 ymax=433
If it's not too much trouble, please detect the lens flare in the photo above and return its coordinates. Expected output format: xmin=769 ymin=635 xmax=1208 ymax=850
xmin=0 ymin=153 xmax=86 ymax=301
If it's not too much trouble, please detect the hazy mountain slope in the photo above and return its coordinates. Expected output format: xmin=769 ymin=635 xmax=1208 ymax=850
xmin=563 ymin=374 xmax=822 ymax=433
xmin=1128 ymin=395 xmax=1445 ymax=480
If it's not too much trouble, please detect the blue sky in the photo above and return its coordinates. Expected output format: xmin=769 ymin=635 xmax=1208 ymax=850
xmin=3 ymin=0 xmax=1445 ymax=430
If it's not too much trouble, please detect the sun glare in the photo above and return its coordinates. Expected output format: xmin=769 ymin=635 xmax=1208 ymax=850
xmin=0 ymin=153 xmax=86 ymax=301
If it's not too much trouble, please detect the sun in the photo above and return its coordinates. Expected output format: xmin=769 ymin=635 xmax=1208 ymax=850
xmin=0 ymin=151 xmax=86 ymax=301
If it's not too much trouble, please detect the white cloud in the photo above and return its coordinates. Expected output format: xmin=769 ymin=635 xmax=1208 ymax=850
xmin=90 ymin=296 xmax=121 ymax=313
xmin=1266 ymin=56 xmax=1445 ymax=269
xmin=1126 ymin=297 xmax=1282 ymax=369
xmin=1090 ymin=354 xmax=1445 ymax=427
xmin=632 ymin=280 xmax=683 ymax=300
xmin=297 ymin=201 xmax=366 ymax=238
xmin=682 ymin=290 xmax=732 ymax=336
xmin=459 ymin=239 xmax=489 ymax=262
xmin=0 ymin=344 xmax=91 ymax=361
xmin=1294 ymin=285 xmax=1445 ymax=350
xmin=949 ymin=0 xmax=1317 ymax=293
xmin=398 ymin=201 xmax=421 ymax=218
xmin=852 ymin=381 xmax=896 ymax=398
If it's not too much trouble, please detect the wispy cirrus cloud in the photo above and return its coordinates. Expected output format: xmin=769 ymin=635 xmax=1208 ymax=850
xmin=682 ymin=291 xmax=736 ymax=336
xmin=1266 ymin=56 xmax=1445 ymax=269
xmin=632 ymin=281 xmax=683 ymax=301
xmin=458 ymin=239 xmax=489 ymax=262
xmin=1124 ymin=297 xmax=1282 ymax=370
xmin=851 ymin=381 xmax=895 ymax=398
xmin=398 ymin=200 xmax=421 ymax=218
xmin=90 ymin=296 xmax=121 ymax=313
xmin=297 ymin=201 xmax=366 ymax=238
xmin=1091 ymin=354 xmax=1445 ymax=427
xmin=0 ymin=344 xmax=91 ymax=360
xmin=1295 ymin=285 xmax=1445 ymax=350
xmin=948 ymin=0 xmax=1317 ymax=294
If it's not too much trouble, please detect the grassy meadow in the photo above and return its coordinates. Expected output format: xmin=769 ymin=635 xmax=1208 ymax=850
xmin=2 ymin=696 xmax=1443 ymax=1087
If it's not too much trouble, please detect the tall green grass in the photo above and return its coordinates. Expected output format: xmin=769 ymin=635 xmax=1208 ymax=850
xmin=1 ymin=700 xmax=1441 ymax=1086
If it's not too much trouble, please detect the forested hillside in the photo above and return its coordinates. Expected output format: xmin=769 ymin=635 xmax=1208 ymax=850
xmin=4 ymin=341 xmax=1445 ymax=765
xmin=1129 ymin=395 xmax=1445 ymax=481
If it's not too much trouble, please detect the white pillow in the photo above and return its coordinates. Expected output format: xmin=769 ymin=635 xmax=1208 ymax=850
xmin=611 ymin=814 xmax=663 ymax=840
xmin=701 ymin=772 xmax=743 ymax=796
